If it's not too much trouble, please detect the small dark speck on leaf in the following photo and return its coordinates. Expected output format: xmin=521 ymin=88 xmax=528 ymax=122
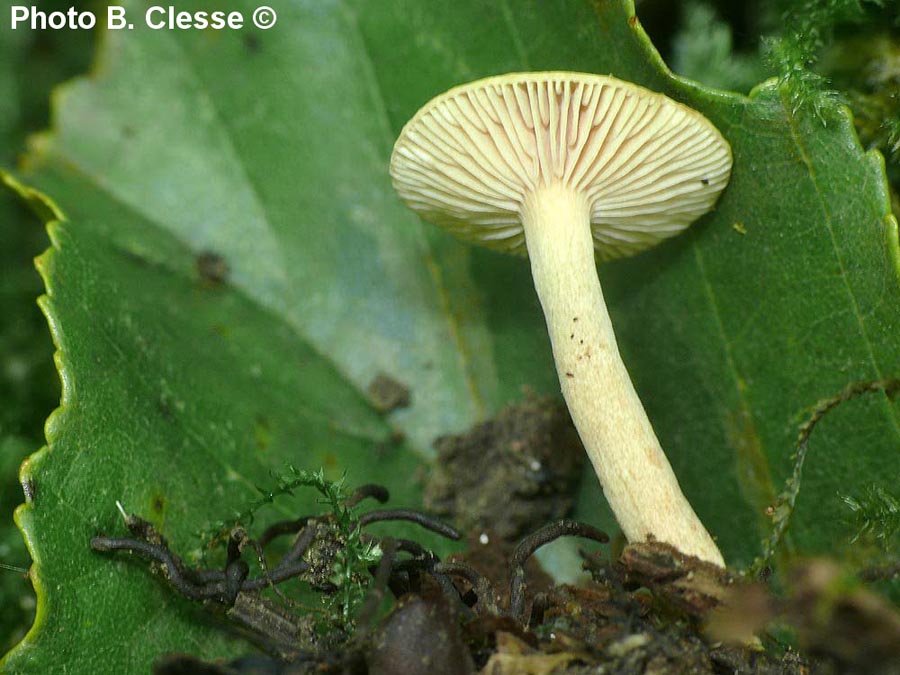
xmin=152 ymin=495 xmax=165 ymax=514
xmin=628 ymin=15 xmax=638 ymax=25
xmin=243 ymin=34 xmax=260 ymax=53
xmin=368 ymin=373 xmax=412 ymax=414
xmin=196 ymin=251 xmax=229 ymax=287
xmin=701 ymin=178 xmax=709 ymax=185
xmin=158 ymin=398 xmax=175 ymax=423
xmin=565 ymin=372 xmax=574 ymax=378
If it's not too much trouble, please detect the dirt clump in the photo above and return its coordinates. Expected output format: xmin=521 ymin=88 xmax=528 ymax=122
xmin=423 ymin=395 xmax=584 ymax=544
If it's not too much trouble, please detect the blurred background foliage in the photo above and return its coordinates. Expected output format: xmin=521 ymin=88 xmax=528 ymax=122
xmin=661 ymin=0 xmax=900 ymax=205
xmin=0 ymin=0 xmax=897 ymax=653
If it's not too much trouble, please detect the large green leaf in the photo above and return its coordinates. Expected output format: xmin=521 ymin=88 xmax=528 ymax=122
xmin=3 ymin=0 xmax=899 ymax=671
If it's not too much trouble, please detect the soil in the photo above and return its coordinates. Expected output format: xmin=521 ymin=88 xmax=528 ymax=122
xmin=146 ymin=398 xmax=900 ymax=675
xmin=423 ymin=395 xmax=584 ymax=544
xmin=162 ymin=541 xmax=900 ymax=674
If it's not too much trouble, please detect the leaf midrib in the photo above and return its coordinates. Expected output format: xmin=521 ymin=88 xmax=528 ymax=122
xmin=338 ymin=0 xmax=489 ymax=418
xmin=691 ymin=243 xmax=775 ymax=522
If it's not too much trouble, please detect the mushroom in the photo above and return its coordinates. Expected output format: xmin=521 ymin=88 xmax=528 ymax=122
xmin=389 ymin=72 xmax=731 ymax=566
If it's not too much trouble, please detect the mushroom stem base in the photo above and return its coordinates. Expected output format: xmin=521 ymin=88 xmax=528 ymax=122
xmin=521 ymin=184 xmax=724 ymax=567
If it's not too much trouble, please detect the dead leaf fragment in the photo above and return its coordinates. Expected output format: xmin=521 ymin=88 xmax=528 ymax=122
xmin=479 ymin=632 xmax=585 ymax=675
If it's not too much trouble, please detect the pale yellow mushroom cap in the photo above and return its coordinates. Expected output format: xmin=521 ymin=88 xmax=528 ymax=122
xmin=390 ymin=72 xmax=732 ymax=259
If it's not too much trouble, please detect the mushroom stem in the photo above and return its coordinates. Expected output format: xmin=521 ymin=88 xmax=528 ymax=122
xmin=521 ymin=183 xmax=724 ymax=567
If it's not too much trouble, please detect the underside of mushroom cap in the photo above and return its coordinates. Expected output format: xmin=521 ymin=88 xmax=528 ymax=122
xmin=390 ymin=72 xmax=732 ymax=259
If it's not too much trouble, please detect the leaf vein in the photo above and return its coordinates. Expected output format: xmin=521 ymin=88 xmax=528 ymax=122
xmin=779 ymin=91 xmax=900 ymax=442
xmin=339 ymin=0 xmax=487 ymax=417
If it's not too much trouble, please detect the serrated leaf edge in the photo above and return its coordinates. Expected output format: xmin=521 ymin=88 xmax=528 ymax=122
xmin=0 ymin=169 xmax=69 ymax=668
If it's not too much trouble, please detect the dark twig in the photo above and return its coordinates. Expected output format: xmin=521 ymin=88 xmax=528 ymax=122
xmin=392 ymin=538 xmax=435 ymax=559
xmin=239 ymin=560 xmax=310 ymax=591
xmin=432 ymin=561 xmax=487 ymax=589
xmin=390 ymin=557 xmax=440 ymax=576
xmin=257 ymin=516 xmax=312 ymax=548
xmin=508 ymin=520 xmax=609 ymax=624
xmin=346 ymin=484 xmax=390 ymax=508
xmin=428 ymin=568 xmax=472 ymax=615
xmin=433 ymin=561 xmax=498 ymax=614
xmin=225 ymin=559 xmax=250 ymax=606
xmin=91 ymin=536 xmax=222 ymax=601
xmin=91 ymin=485 xmax=458 ymax=652
xmin=359 ymin=533 xmax=435 ymax=562
xmin=381 ymin=538 xmax=439 ymax=597
xmin=275 ymin=521 xmax=319 ymax=570
xmin=359 ymin=509 xmax=461 ymax=540
xmin=510 ymin=519 xmax=610 ymax=570
xmin=90 ymin=535 xmax=311 ymax=601
xmin=226 ymin=528 xmax=243 ymax=566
